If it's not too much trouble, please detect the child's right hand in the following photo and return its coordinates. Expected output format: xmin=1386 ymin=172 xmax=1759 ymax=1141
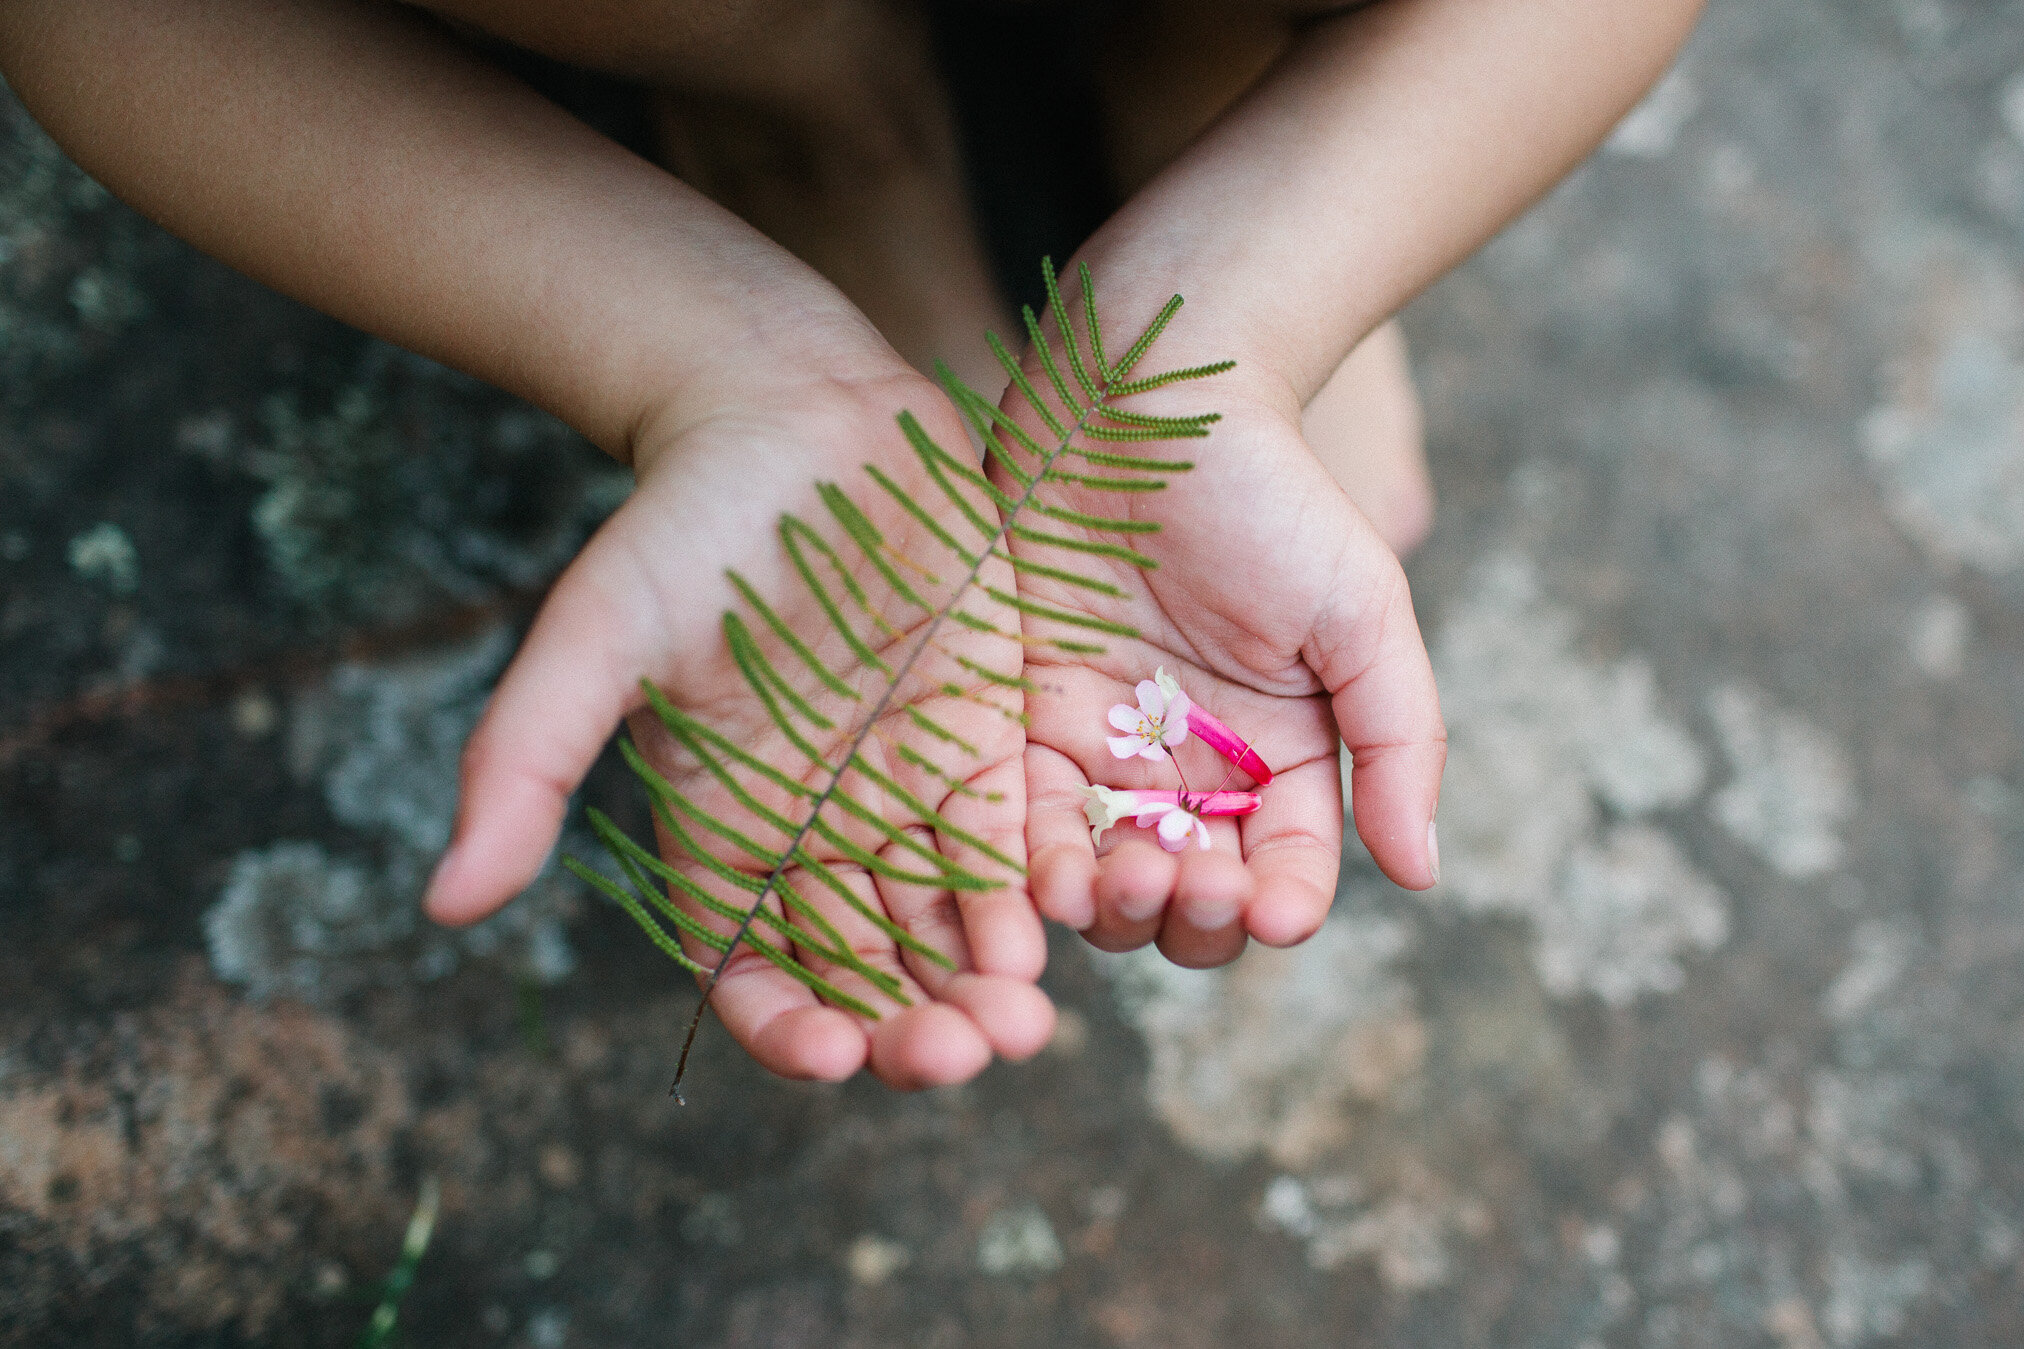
xmin=2 ymin=0 xmax=1068 ymax=1089
xmin=424 ymin=370 xmax=1056 ymax=1089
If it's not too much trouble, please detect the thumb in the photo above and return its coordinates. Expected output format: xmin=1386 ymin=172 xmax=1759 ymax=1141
xmin=1311 ymin=544 xmax=1447 ymax=891
xmin=422 ymin=544 xmax=658 ymax=926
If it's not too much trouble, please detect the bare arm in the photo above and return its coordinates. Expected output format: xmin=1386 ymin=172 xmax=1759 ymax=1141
xmin=0 ymin=0 xmax=893 ymax=460
xmin=0 ymin=0 xmax=1061 ymax=1088
xmin=1081 ymin=0 xmax=1706 ymax=408
xmin=1012 ymin=0 xmax=1702 ymax=940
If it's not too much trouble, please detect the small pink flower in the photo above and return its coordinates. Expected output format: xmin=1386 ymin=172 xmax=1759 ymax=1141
xmin=1078 ymin=785 xmax=1261 ymax=853
xmin=1107 ymin=669 xmax=1191 ymax=762
xmin=1106 ymin=667 xmax=1274 ymax=784
xmin=1154 ymin=805 xmax=1212 ymax=852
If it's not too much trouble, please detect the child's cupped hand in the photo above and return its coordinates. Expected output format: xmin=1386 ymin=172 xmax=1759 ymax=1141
xmin=1008 ymin=356 xmax=1447 ymax=968
xmin=424 ymin=369 xmax=1055 ymax=1088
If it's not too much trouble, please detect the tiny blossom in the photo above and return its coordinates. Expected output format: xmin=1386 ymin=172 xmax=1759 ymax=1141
xmin=1104 ymin=667 xmax=1274 ymax=784
xmin=1154 ymin=805 xmax=1212 ymax=852
xmin=1107 ymin=668 xmax=1191 ymax=762
xmin=1078 ymin=785 xmax=1261 ymax=853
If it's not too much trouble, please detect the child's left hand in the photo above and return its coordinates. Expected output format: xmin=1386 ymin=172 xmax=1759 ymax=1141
xmin=1009 ymin=365 xmax=1446 ymax=968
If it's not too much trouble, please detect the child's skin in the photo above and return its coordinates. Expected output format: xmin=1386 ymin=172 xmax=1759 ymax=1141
xmin=0 ymin=0 xmax=1702 ymax=1087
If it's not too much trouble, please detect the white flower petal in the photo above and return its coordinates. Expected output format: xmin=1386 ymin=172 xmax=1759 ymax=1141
xmin=1108 ymin=734 xmax=1146 ymax=759
xmin=1153 ymin=667 xmax=1184 ymax=703
xmin=1157 ymin=806 xmax=1195 ymax=846
xmin=1080 ymin=784 xmax=1143 ymax=842
xmin=1133 ymin=800 xmax=1178 ymax=827
xmin=1108 ymin=703 xmax=1144 ymax=734
xmin=1135 ymin=679 xmax=1165 ymax=717
xmin=1136 ymin=741 xmax=1170 ymax=762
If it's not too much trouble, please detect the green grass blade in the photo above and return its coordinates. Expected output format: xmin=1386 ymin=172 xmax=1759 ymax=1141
xmin=354 ymin=1177 xmax=440 ymax=1349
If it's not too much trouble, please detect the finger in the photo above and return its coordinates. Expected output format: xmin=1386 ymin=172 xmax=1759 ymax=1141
xmin=680 ymin=855 xmax=914 ymax=1077
xmin=936 ymin=973 xmax=1058 ymax=1062
xmin=1025 ymin=743 xmax=1101 ymax=930
xmin=704 ymin=948 xmax=871 ymax=1082
xmin=867 ymin=1002 xmax=993 ymax=1089
xmin=1310 ymin=546 xmax=1446 ymax=890
xmin=861 ymin=825 xmax=1053 ymax=1064
xmin=1085 ymin=838 xmax=1178 ymax=952
xmin=424 ymin=529 xmax=663 ymax=926
xmin=781 ymin=855 xmax=937 ymax=1016
xmin=1237 ymin=755 xmax=1344 ymax=947
xmin=938 ymin=755 xmax=1046 ymax=982
xmin=1156 ymin=843 xmax=1252 ymax=968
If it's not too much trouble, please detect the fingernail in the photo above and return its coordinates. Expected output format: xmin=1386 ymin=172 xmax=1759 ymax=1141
xmin=1426 ymin=819 xmax=1441 ymax=886
xmin=1115 ymin=887 xmax=1166 ymax=924
xmin=1182 ymin=893 xmax=1241 ymax=931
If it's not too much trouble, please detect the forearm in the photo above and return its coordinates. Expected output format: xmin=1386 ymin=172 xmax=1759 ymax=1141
xmin=0 ymin=0 xmax=892 ymax=460
xmin=1076 ymin=0 xmax=1705 ymax=407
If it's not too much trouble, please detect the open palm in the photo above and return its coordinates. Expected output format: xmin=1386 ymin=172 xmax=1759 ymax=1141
xmin=1006 ymin=382 xmax=1447 ymax=968
xmin=426 ymin=371 xmax=1053 ymax=1087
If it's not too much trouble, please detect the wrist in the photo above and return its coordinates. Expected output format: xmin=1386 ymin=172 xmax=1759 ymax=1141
xmin=616 ymin=295 xmax=914 ymax=476
xmin=624 ymin=337 xmax=937 ymax=484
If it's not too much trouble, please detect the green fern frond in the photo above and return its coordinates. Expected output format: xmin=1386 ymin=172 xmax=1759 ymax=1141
xmin=569 ymin=257 xmax=1230 ymax=1097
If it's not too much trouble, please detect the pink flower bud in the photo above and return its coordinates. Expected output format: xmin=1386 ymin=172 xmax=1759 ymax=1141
xmin=1186 ymin=706 xmax=1274 ymax=786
